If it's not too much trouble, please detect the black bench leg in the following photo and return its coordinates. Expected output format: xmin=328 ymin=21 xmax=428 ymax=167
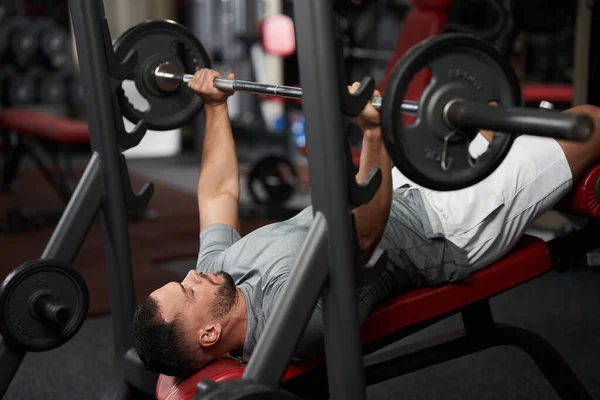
xmin=496 ymin=324 xmax=593 ymax=400
xmin=22 ymin=138 xmax=73 ymax=203
xmin=1 ymin=137 xmax=27 ymax=192
xmin=462 ymin=301 xmax=592 ymax=400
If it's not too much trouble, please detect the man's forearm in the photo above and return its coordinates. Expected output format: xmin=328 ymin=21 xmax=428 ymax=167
xmin=198 ymin=104 xmax=240 ymax=199
xmin=352 ymin=128 xmax=393 ymax=262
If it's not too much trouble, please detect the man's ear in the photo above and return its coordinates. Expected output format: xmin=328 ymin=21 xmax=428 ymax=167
xmin=198 ymin=323 xmax=222 ymax=347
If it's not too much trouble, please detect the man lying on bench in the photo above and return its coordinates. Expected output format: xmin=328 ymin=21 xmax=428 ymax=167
xmin=132 ymin=68 xmax=600 ymax=379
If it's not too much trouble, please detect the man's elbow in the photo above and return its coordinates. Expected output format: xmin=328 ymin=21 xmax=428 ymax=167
xmin=198 ymin=177 xmax=240 ymax=200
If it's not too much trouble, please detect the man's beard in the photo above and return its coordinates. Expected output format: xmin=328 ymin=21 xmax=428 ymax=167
xmin=210 ymin=271 xmax=238 ymax=318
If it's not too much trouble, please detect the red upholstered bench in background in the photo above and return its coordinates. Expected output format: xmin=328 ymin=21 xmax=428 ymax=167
xmin=0 ymin=108 xmax=90 ymax=232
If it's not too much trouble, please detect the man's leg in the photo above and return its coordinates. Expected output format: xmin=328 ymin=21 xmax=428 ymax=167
xmin=420 ymin=105 xmax=600 ymax=270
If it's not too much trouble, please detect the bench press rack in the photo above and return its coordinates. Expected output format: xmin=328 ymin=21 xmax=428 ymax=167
xmin=0 ymin=0 xmax=597 ymax=399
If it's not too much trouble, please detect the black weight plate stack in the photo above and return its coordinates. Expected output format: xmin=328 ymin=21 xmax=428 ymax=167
xmin=247 ymin=155 xmax=297 ymax=205
xmin=0 ymin=259 xmax=89 ymax=352
xmin=113 ymin=19 xmax=211 ymax=131
xmin=381 ymin=33 xmax=521 ymax=191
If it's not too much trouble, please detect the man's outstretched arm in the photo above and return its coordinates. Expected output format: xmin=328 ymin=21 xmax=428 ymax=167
xmin=189 ymin=69 xmax=240 ymax=232
xmin=350 ymin=84 xmax=393 ymax=263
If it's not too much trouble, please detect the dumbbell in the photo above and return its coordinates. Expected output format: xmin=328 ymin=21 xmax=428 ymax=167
xmin=39 ymin=70 xmax=69 ymax=105
xmin=5 ymin=67 xmax=42 ymax=106
xmin=36 ymin=17 xmax=70 ymax=70
xmin=8 ymin=17 xmax=39 ymax=68
xmin=0 ymin=16 xmax=32 ymax=61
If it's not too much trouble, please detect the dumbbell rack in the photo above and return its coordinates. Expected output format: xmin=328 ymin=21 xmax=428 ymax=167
xmin=0 ymin=11 xmax=76 ymax=110
xmin=0 ymin=1 xmax=382 ymax=400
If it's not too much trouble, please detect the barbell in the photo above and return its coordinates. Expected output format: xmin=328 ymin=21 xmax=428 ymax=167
xmin=113 ymin=19 xmax=593 ymax=191
xmin=152 ymin=60 xmax=421 ymax=114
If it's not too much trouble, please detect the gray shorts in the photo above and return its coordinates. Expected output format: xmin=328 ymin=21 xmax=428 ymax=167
xmin=294 ymin=186 xmax=469 ymax=359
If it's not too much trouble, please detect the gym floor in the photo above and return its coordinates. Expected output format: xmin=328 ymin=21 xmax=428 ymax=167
xmin=3 ymin=156 xmax=600 ymax=400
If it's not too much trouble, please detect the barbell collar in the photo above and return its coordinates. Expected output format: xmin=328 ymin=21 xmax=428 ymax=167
xmin=444 ymin=100 xmax=594 ymax=142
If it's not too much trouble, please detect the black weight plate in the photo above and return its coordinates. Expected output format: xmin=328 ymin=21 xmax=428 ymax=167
xmin=0 ymin=259 xmax=89 ymax=352
xmin=381 ymin=33 xmax=520 ymax=191
xmin=248 ymin=155 xmax=297 ymax=205
xmin=113 ymin=20 xmax=211 ymax=131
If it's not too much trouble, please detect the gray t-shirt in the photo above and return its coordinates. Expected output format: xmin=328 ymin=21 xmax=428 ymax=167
xmin=196 ymin=187 xmax=469 ymax=362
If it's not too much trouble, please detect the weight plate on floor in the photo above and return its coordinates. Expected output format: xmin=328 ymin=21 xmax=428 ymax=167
xmin=381 ymin=33 xmax=521 ymax=191
xmin=0 ymin=259 xmax=89 ymax=352
xmin=248 ymin=155 xmax=297 ymax=205
xmin=113 ymin=19 xmax=211 ymax=131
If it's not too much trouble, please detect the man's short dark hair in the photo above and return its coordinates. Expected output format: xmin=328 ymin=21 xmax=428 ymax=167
xmin=132 ymin=296 xmax=199 ymax=379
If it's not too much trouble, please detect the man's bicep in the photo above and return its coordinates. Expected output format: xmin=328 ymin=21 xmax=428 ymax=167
xmin=199 ymin=192 xmax=240 ymax=232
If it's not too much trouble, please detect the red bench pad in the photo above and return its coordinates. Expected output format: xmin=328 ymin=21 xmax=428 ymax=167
xmin=156 ymin=235 xmax=551 ymax=400
xmin=556 ymin=163 xmax=600 ymax=219
xmin=0 ymin=108 xmax=89 ymax=145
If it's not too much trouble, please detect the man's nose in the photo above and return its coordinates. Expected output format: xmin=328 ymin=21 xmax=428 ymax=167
xmin=183 ymin=270 xmax=198 ymax=283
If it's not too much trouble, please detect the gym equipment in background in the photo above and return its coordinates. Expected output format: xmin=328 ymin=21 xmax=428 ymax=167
xmin=247 ymin=155 xmax=298 ymax=206
xmin=0 ymin=14 xmax=72 ymax=108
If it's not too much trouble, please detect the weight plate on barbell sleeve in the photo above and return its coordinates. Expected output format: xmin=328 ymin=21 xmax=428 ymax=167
xmin=0 ymin=259 xmax=89 ymax=352
xmin=113 ymin=19 xmax=211 ymax=131
xmin=381 ymin=33 xmax=521 ymax=191
xmin=248 ymin=155 xmax=298 ymax=205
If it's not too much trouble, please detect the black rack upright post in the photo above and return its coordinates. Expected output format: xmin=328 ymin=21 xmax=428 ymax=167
xmin=292 ymin=1 xmax=367 ymax=399
xmin=68 ymin=1 xmax=138 ymax=398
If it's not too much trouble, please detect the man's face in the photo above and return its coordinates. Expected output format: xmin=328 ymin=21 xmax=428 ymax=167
xmin=150 ymin=270 xmax=238 ymax=348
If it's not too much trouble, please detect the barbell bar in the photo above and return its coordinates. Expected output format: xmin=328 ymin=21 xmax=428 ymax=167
xmin=153 ymin=61 xmax=591 ymax=142
xmin=153 ymin=61 xmax=416 ymax=113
